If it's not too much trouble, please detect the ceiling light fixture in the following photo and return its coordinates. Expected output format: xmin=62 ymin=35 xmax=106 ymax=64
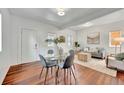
xmin=82 ymin=22 xmax=93 ymax=27
xmin=56 ymin=8 xmax=65 ymax=16
xmin=57 ymin=11 xmax=65 ymax=16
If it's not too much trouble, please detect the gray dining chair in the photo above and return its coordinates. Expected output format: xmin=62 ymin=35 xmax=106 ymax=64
xmin=56 ymin=54 xmax=76 ymax=85
xmin=39 ymin=54 xmax=57 ymax=84
xmin=69 ymin=50 xmax=76 ymax=69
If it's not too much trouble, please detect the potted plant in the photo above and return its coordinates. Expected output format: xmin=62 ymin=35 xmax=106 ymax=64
xmin=74 ymin=41 xmax=80 ymax=51
xmin=54 ymin=36 xmax=65 ymax=44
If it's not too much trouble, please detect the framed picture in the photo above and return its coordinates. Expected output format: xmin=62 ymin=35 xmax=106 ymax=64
xmin=87 ymin=32 xmax=100 ymax=44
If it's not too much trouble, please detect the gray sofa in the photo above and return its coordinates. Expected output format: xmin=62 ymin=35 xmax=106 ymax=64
xmin=91 ymin=48 xmax=106 ymax=59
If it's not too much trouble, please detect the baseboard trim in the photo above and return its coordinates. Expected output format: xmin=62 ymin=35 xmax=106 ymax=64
xmin=0 ymin=65 xmax=10 ymax=84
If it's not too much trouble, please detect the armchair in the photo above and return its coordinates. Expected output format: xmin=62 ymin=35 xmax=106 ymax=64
xmin=106 ymin=55 xmax=124 ymax=71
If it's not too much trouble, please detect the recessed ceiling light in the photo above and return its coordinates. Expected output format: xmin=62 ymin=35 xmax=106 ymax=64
xmin=82 ymin=22 xmax=93 ymax=27
xmin=51 ymin=8 xmax=70 ymax=16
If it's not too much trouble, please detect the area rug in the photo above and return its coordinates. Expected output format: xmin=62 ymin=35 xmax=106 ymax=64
xmin=74 ymin=56 xmax=117 ymax=77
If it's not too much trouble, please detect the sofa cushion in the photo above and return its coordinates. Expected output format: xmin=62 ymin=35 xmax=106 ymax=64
xmin=115 ymin=53 xmax=124 ymax=61
xmin=90 ymin=47 xmax=101 ymax=52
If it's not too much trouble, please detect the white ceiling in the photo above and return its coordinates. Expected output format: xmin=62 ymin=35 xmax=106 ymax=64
xmin=69 ymin=9 xmax=124 ymax=31
xmin=8 ymin=8 xmax=121 ymax=29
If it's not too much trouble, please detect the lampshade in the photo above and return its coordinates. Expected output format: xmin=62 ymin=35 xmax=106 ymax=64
xmin=114 ymin=37 xmax=124 ymax=42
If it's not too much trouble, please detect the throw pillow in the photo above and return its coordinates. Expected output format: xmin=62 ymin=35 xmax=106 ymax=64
xmin=115 ymin=53 xmax=124 ymax=61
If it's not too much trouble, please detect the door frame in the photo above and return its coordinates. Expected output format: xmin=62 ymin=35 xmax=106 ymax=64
xmin=18 ymin=28 xmax=38 ymax=64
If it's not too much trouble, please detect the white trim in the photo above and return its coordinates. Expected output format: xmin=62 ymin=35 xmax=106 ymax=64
xmin=18 ymin=28 xmax=38 ymax=64
xmin=0 ymin=65 xmax=9 ymax=84
xmin=0 ymin=13 xmax=2 ymax=52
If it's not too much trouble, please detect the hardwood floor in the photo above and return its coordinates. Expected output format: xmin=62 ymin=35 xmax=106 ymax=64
xmin=117 ymin=71 xmax=124 ymax=81
xmin=2 ymin=61 xmax=124 ymax=85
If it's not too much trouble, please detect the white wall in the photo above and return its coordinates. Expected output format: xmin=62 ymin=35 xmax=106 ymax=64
xmin=10 ymin=15 xmax=59 ymax=65
xmin=0 ymin=9 xmax=11 ymax=84
xmin=0 ymin=10 xmax=59 ymax=84
xmin=0 ymin=14 xmax=2 ymax=52
xmin=77 ymin=21 xmax=124 ymax=54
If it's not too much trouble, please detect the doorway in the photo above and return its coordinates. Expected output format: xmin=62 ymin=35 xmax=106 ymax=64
xmin=20 ymin=28 xmax=38 ymax=63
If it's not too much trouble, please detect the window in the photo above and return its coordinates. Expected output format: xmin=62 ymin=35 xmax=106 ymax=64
xmin=47 ymin=33 xmax=56 ymax=47
xmin=109 ymin=31 xmax=121 ymax=47
xmin=67 ymin=34 xmax=72 ymax=47
xmin=0 ymin=13 xmax=2 ymax=52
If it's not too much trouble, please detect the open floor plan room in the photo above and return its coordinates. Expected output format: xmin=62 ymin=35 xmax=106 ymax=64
xmin=1 ymin=8 xmax=124 ymax=85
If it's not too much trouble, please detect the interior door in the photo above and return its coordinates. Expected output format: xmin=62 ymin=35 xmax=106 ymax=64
xmin=21 ymin=29 xmax=38 ymax=63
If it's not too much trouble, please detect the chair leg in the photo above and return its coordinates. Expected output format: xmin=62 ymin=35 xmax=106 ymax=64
xmin=73 ymin=64 xmax=76 ymax=70
xmin=55 ymin=67 xmax=59 ymax=85
xmin=70 ymin=68 xmax=71 ymax=85
xmin=39 ymin=67 xmax=44 ymax=79
xmin=44 ymin=68 xmax=49 ymax=85
xmin=64 ymin=69 xmax=66 ymax=85
xmin=71 ymin=67 xmax=76 ymax=84
xmin=72 ymin=64 xmax=76 ymax=77
xmin=55 ymin=65 xmax=56 ymax=68
xmin=51 ymin=67 xmax=53 ymax=75
xmin=67 ymin=69 xmax=68 ymax=84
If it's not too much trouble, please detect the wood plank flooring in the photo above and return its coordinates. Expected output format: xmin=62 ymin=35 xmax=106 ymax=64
xmin=2 ymin=61 xmax=124 ymax=85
